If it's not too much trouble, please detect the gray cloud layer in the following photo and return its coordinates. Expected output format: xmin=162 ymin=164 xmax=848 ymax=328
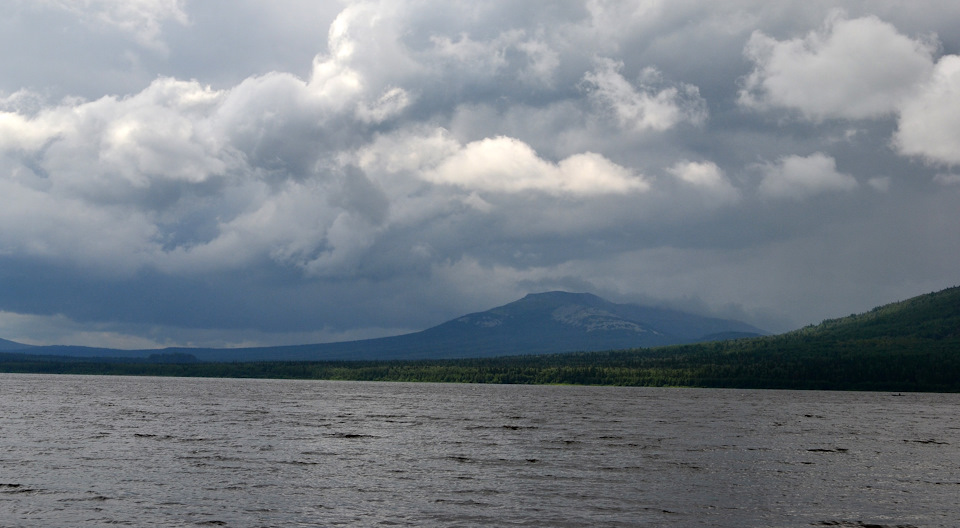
xmin=1 ymin=1 xmax=959 ymax=348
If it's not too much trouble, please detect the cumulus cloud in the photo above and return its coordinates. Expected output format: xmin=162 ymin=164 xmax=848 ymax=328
xmin=0 ymin=77 xmax=238 ymax=209
xmin=581 ymin=58 xmax=707 ymax=131
xmin=893 ymin=55 xmax=960 ymax=165
xmin=0 ymin=22 xmax=414 ymax=279
xmin=758 ymin=153 xmax=858 ymax=199
xmin=424 ymin=135 xmax=648 ymax=196
xmin=0 ymin=38 xmax=645 ymax=287
xmin=667 ymin=160 xmax=739 ymax=205
xmin=740 ymin=10 xmax=960 ymax=169
xmin=739 ymin=12 xmax=936 ymax=120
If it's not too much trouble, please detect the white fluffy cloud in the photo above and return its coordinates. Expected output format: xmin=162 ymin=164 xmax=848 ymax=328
xmin=667 ymin=160 xmax=740 ymax=206
xmin=893 ymin=55 xmax=960 ymax=165
xmin=0 ymin=45 xmax=648 ymax=283
xmin=424 ymin=136 xmax=648 ymax=196
xmin=758 ymin=153 xmax=857 ymax=200
xmin=739 ymin=10 xmax=960 ymax=168
xmin=0 ymin=28 xmax=412 ymax=277
xmin=740 ymin=12 xmax=936 ymax=120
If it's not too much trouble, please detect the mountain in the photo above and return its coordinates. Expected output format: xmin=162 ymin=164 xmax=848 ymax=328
xmin=403 ymin=291 xmax=765 ymax=356
xmin=0 ymin=338 xmax=32 ymax=351
xmin=10 ymin=291 xmax=764 ymax=362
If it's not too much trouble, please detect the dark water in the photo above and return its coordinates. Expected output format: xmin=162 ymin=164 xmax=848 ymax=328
xmin=0 ymin=374 xmax=958 ymax=527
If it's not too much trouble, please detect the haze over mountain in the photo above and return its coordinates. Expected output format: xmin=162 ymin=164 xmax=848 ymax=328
xmin=2 ymin=292 xmax=763 ymax=362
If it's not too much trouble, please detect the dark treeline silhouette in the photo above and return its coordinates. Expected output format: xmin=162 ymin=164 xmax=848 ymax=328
xmin=1 ymin=336 xmax=957 ymax=392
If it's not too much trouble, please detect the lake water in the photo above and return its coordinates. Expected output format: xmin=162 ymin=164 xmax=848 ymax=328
xmin=0 ymin=374 xmax=958 ymax=527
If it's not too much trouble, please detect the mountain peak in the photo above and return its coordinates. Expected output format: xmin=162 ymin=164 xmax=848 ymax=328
xmin=447 ymin=291 xmax=762 ymax=349
xmin=523 ymin=291 xmax=600 ymax=301
xmin=515 ymin=291 xmax=608 ymax=308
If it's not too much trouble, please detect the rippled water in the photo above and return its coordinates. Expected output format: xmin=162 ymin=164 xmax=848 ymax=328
xmin=1 ymin=374 xmax=958 ymax=527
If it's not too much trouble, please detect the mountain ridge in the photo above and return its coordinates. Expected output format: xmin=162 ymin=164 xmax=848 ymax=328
xmin=785 ymin=285 xmax=960 ymax=341
xmin=5 ymin=291 xmax=765 ymax=362
xmin=0 ymin=338 xmax=32 ymax=351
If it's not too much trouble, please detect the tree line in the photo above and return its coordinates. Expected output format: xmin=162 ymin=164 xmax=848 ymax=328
xmin=2 ymin=332 xmax=958 ymax=392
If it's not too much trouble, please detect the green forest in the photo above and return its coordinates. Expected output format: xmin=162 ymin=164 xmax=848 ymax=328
xmin=2 ymin=286 xmax=959 ymax=392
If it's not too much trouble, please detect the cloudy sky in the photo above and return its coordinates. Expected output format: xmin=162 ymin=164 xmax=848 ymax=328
xmin=1 ymin=0 xmax=959 ymax=349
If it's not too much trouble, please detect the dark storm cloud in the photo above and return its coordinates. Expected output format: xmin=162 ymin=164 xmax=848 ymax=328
xmin=1 ymin=1 xmax=959 ymax=347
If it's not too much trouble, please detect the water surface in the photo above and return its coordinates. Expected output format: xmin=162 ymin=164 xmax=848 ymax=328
xmin=1 ymin=374 xmax=958 ymax=527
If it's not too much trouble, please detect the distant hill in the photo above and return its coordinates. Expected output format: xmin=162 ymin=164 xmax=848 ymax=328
xmin=0 ymin=338 xmax=31 ymax=351
xmin=787 ymin=285 xmax=960 ymax=341
xmin=622 ymin=284 xmax=960 ymax=391
xmin=8 ymin=291 xmax=764 ymax=362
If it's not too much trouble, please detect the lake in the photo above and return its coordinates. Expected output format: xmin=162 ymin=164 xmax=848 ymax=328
xmin=1 ymin=374 xmax=958 ymax=527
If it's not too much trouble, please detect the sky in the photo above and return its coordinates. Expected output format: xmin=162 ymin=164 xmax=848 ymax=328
xmin=1 ymin=0 xmax=959 ymax=349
